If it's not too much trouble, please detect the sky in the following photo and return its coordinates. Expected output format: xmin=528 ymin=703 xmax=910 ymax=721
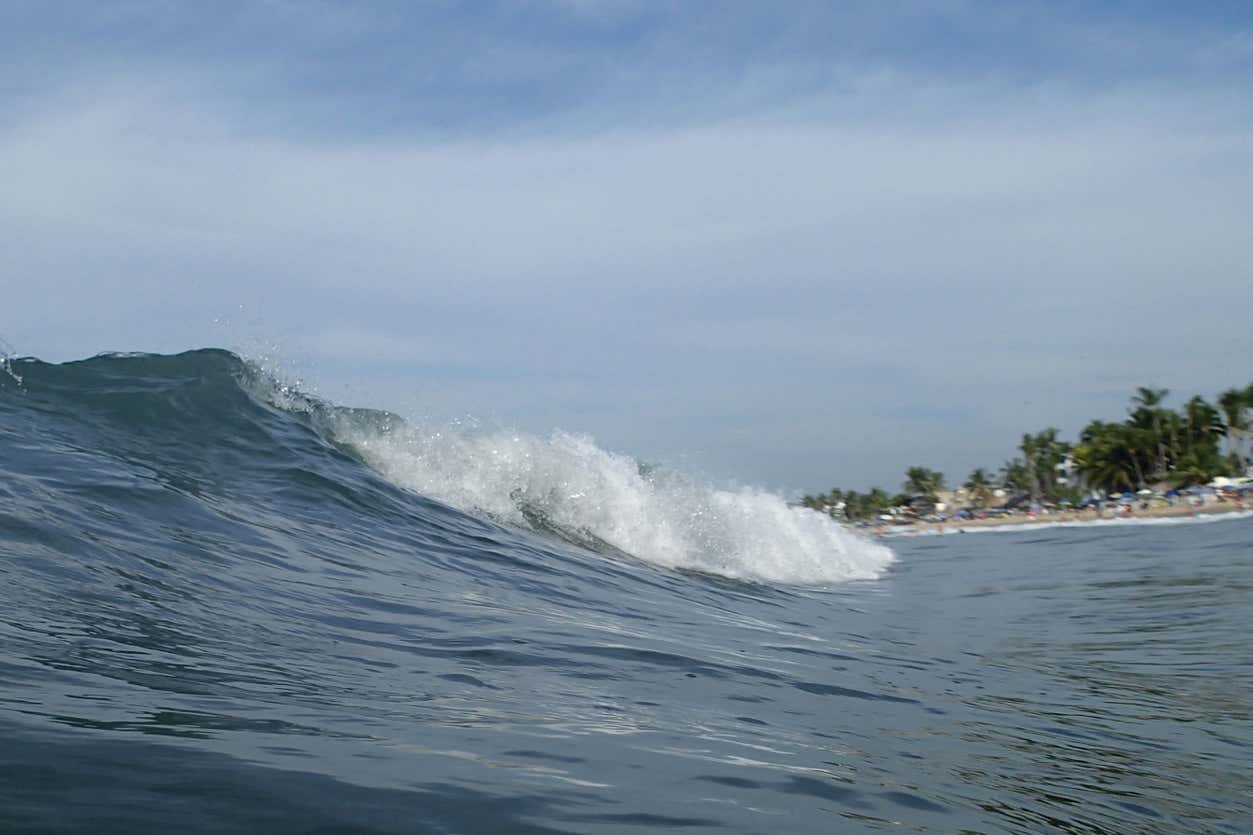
xmin=2 ymin=1 xmax=1252 ymax=493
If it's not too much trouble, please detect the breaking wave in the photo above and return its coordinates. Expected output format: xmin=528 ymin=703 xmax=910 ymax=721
xmin=332 ymin=421 xmax=893 ymax=585
xmin=3 ymin=348 xmax=892 ymax=585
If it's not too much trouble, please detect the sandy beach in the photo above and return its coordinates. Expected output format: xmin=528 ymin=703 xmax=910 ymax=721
xmin=880 ymin=498 xmax=1251 ymax=537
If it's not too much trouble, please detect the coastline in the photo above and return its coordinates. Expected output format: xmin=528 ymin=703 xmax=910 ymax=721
xmin=878 ymin=499 xmax=1251 ymax=538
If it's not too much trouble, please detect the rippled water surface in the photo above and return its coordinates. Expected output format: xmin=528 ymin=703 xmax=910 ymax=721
xmin=2 ymin=352 xmax=1250 ymax=833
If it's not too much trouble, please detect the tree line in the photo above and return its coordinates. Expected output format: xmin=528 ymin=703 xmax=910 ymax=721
xmin=801 ymin=383 xmax=1253 ymax=522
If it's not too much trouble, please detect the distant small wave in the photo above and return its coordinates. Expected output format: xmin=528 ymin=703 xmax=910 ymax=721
xmin=889 ymin=510 xmax=1253 ymax=537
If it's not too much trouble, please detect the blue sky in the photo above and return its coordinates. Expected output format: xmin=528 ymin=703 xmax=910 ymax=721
xmin=3 ymin=1 xmax=1252 ymax=492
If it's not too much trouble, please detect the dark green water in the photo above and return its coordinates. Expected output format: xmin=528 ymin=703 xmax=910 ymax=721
xmin=2 ymin=351 xmax=1249 ymax=833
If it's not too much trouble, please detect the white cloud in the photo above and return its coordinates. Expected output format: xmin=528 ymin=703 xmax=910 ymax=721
xmin=2 ymin=73 xmax=1250 ymax=488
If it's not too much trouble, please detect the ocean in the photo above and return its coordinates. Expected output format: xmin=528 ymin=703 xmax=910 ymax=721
xmin=1 ymin=349 xmax=1249 ymax=834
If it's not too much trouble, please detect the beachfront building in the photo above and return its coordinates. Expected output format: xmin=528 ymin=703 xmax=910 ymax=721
xmin=936 ymin=485 xmax=1007 ymax=511
xmin=1055 ymin=454 xmax=1079 ymax=487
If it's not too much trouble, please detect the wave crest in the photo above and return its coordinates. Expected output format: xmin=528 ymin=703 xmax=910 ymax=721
xmin=328 ymin=417 xmax=894 ymax=585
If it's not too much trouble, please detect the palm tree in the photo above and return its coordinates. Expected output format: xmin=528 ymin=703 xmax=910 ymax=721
xmin=1019 ymin=434 xmax=1040 ymax=499
xmin=1131 ymin=386 xmax=1169 ymax=410
xmin=1076 ymin=420 xmax=1144 ymax=493
xmin=1182 ymin=396 xmax=1224 ymax=450
xmin=903 ymin=467 xmax=944 ymax=501
xmin=1218 ymin=387 xmax=1249 ymax=468
xmin=1130 ymin=386 xmax=1170 ymax=478
xmin=1015 ymin=428 xmax=1071 ymax=500
xmin=1001 ymin=458 xmax=1030 ymax=495
xmin=1169 ymin=445 xmax=1232 ymax=488
xmin=837 ymin=488 xmax=893 ymax=522
xmin=866 ymin=487 xmax=891 ymax=513
xmin=1245 ymin=383 xmax=1253 ymax=470
xmin=800 ymin=494 xmax=827 ymax=513
xmin=964 ymin=468 xmax=993 ymax=508
xmin=840 ymin=487 xmax=893 ymax=522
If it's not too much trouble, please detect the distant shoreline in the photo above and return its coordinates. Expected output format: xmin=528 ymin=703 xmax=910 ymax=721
xmin=878 ymin=500 xmax=1251 ymax=537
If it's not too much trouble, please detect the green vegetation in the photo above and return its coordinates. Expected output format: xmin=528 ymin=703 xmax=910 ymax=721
xmin=1002 ymin=428 xmax=1071 ymax=501
xmin=801 ymin=382 xmax=1253 ymax=520
xmin=799 ymin=487 xmax=900 ymax=523
xmin=903 ymin=467 xmax=944 ymax=501
xmin=1075 ymin=384 xmax=1250 ymax=491
xmin=963 ymin=468 xmax=994 ymax=508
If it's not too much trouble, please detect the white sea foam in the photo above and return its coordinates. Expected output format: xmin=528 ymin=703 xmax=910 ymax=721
xmin=0 ymin=335 xmax=22 ymax=385
xmin=330 ymin=420 xmax=894 ymax=585
xmin=889 ymin=509 xmax=1253 ymax=537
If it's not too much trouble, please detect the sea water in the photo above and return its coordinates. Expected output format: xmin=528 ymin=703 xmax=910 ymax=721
xmin=1 ymin=351 xmax=1249 ymax=833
